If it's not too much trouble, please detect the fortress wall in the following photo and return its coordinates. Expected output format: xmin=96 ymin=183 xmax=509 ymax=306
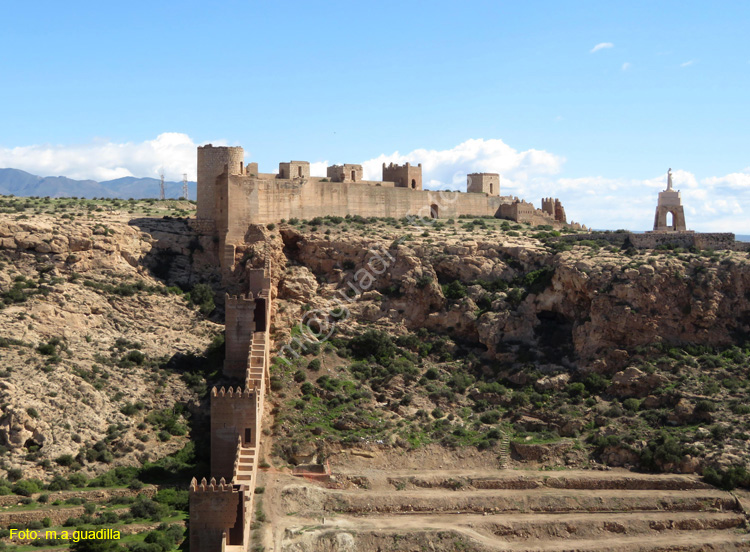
xmin=225 ymin=177 xmax=500 ymax=227
xmin=224 ymin=176 xmax=260 ymax=246
xmin=224 ymin=294 xmax=257 ymax=379
xmin=210 ymin=388 xmax=260 ymax=480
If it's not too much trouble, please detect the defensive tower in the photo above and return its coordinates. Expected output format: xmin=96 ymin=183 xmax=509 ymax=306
xmin=467 ymin=173 xmax=500 ymax=195
xmin=327 ymin=164 xmax=364 ymax=183
xmin=197 ymin=145 xmax=244 ymax=221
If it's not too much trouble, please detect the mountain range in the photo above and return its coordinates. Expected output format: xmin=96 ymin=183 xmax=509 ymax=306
xmin=0 ymin=168 xmax=197 ymax=200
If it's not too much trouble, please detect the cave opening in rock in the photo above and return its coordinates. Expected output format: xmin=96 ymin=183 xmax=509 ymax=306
xmin=534 ymin=310 xmax=575 ymax=363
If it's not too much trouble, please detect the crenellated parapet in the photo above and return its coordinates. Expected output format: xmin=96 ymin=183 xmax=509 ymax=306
xmin=189 ymin=477 xmax=245 ymax=552
xmin=211 ymin=385 xmax=258 ymax=400
xmin=190 ymin=476 xmax=238 ymax=492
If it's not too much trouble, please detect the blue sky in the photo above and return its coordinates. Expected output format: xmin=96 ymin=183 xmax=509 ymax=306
xmin=1 ymin=1 xmax=749 ymax=231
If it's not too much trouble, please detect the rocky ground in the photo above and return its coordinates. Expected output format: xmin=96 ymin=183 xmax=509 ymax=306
xmin=256 ymin=215 xmax=750 ymax=482
xmin=2 ymin=198 xmax=750 ymax=550
xmin=0 ymin=196 xmax=223 ymax=484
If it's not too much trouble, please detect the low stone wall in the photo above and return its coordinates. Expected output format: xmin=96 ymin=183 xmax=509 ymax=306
xmin=0 ymin=505 xmax=86 ymax=527
xmin=558 ymin=231 xmax=747 ymax=251
xmin=628 ymin=232 xmax=737 ymax=250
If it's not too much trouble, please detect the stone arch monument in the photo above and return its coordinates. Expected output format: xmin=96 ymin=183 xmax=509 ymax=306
xmin=652 ymin=168 xmax=688 ymax=232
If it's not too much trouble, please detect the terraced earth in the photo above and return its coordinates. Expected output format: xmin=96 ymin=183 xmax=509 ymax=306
xmin=258 ymin=468 xmax=750 ymax=551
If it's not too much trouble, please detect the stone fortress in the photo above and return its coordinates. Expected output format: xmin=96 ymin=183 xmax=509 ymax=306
xmin=191 ymin=144 xmax=586 ymax=267
xmin=185 ymin=145 xmax=590 ymax=551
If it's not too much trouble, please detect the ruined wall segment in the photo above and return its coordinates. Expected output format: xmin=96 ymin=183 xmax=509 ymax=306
xmin=542 ymin=198 xmax=567 ymax=223
xmin=382 ymin=162 xmax=422 ymax=190
xmin=327 ymin=164 xmax=364 ymax=183
xmin=498 ymin=198 xmax=562 ymax=226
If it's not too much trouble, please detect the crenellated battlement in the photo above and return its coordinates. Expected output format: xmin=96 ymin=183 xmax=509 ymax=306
xmin=226 ymin=293 xmax=255 ymax=304
xmin=211 ymin=386 xmax=258 ymax=399
xmin=195 ymin=145 xmax=582 ymax=268
xmin=189 ymin=476 xmax=238 ymax=492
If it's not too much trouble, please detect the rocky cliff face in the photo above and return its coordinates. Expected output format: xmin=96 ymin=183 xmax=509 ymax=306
xmin=267 ymin=224 xmax=750 ymax=372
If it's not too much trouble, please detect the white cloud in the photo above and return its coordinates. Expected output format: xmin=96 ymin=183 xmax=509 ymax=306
xmin=359 ymin=138 xmax=564 ymax=192
xmin=309 ymin=161 xmax=329 ymax=177
xmin=680 ymin=60 xmax=695 ymax=67
xmin=590 ymin=42 xmax=614 ymax=53
xmin=703 ymin=171 xmax=750 ymax=189
xmin=621 ymin=62 xmax=631 ymax=71
xmin=0 ymin=133 xmax=208 ymax=181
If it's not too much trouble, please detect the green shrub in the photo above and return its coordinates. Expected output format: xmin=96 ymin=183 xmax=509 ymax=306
xmin=567 ymin=383 xmax=586 ymax=397
xmin=154 ymin=488 xmax=189 ymax=511
xmin=480 ymin=410 xmax=502 ymax=424
xmin=55 ymin=454 xmax=75 ymax=467
xmin=623 ymin=398 xmax=641 ymax=412
xmin=47 ymin=475 xmax=72 ymax=491
xmin=130 ymin=496 xmax=171 ymax=521
xmin=188 ymin=283 xmax=215 ymax=316
xmin=12 ymin=479 xmax=42 ymax=496
xmin=442 ymin=280 xmax=467 ymax=300
xmin=703 ymin=465 xmax=750 ymax=490
xmin=348 ymin=330 xmax=396 ymax=364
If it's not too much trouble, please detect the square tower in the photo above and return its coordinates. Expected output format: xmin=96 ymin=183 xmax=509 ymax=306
xmin=382 ymin=162 xmax=422 ymax=190
xmin=327 ymin=164 xmax=364 ymax=183
xmin=278 ymin=161 xmax=310 ymax=179
xmin=467 ymin=173 xmax=499 ymax=196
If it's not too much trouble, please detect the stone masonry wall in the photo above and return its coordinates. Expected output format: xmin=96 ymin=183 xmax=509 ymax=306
xmin=222 ymin=176 xmax=503 ymax=234
xmin=224 ymin=294 xmax=257 ymax=379
xmin=210 ymin=387 xmax=259 ymax=480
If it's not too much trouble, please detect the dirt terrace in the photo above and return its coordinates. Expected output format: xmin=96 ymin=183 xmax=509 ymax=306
xmin=258 ymin=468 xmax=750 ymax=551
